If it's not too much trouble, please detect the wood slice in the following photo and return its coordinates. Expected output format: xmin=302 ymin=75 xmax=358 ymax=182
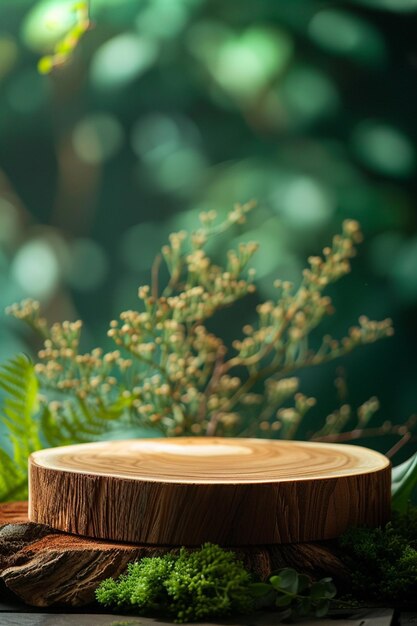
xmin=0 ymin=502 xmax=350 ymax=608
xmin=29 ymin=437 xmax=391 ymax=545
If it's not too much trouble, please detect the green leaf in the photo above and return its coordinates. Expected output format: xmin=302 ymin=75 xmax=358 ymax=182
xmin=315 ymin=599 xmax=330 ymax=617
xmin=275 ymin=594 xmax=293 ymax=607
xmin=0 ymin=355 xmax=41 ymax=502
xmin=321 ymin=580 xmax=337 ymax=599
xmin=248 ymin=582 xmax=272 ymax=598
xmin=297 ymin=574 xmax=310 ymax=593
xmin=310 ymin=581 xmax=328 ymax=601
xmin=273 ymin=568 xmax=298 ymax=593
xmin=269 ymin=575 xmax=282 ymax=589
xmin=392 ymin=453 xmax=417 ymax=512
xmin=295 ymin=596 xmax=312 ymax=616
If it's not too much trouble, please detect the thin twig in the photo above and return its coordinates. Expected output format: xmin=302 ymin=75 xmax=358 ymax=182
xmin=385 ymin=414 xmax=417 ymax=458
xmin=313 ymin=426 xmax=391 ymax=443
xmin=312 ymin=423 xmax=415 ymax=447
xmin=204 ymin=348 xmax=227 ymax=436
xmin=385 ymin=432 xmax=412 ymax=459
xmin=151 ymin=254 xmax=162 ymax=300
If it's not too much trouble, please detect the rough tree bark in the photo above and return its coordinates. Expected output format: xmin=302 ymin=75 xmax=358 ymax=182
xmin=0 ymin=501 xmax=350 ymax=608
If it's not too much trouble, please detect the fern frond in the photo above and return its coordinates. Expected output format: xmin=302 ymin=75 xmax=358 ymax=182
xmin=0 ymin=354 xmax=41 ymax=502
xmin=41 ymin=397 xmax=128 ymax=447
xmin=0 ymin=449 xmax=23 ymax=501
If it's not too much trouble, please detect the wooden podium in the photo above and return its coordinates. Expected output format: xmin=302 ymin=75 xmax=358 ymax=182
xmin=28 ymin=437 xmax=391 ymax=545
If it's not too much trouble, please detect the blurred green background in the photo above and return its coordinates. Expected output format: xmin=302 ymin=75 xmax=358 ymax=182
xmin=0 ymin=0 xmax=416 ymax=455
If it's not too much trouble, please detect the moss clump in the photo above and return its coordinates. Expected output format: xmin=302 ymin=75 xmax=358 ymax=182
xmin=96 ymin=543 xmax=255 ymax=623
xmin=339 ymin=508 xmax=417 ymax=605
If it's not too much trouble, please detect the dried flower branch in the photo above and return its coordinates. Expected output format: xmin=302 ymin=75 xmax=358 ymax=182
xmin=7 ymin=203 xmax=394 ymax=439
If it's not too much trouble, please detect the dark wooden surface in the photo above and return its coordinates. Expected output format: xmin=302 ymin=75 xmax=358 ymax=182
xmin=0 ymin=600 xmax=400 ymax=626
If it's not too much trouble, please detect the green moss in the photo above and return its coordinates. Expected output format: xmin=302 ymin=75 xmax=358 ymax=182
xmin=339 ymin=507 xmax=417 ymax=605
xmin=96 ymin=543 xmax=255 ymax=623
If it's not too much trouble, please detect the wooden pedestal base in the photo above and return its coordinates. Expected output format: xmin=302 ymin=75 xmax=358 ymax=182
xmin=0 ymin=502 xmax=350 ymax=608
xmin=29 ymin=438 xmax=391 ymax=545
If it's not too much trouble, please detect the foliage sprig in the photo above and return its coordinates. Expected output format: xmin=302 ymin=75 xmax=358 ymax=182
xmin=6 ymin=203 xmax=393 ymax=440
xmin=251 ymin=567 xmax=337 ymax=619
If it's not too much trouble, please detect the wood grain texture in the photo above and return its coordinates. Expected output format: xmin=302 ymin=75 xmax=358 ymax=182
xmin=29 ymin=437 xmax=391 ymax=545
xmin=0 ymin=502 xmax=349 ymax=608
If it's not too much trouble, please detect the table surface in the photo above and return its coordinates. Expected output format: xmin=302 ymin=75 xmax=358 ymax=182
xmin=0 ymin=599 xmax=411 ymax=626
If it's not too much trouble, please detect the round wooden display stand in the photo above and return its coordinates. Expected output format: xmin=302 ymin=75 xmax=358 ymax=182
xmin=29 ymin=437 xmax=391 ymax=545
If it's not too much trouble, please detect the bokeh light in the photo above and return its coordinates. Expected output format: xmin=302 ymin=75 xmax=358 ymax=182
xmin=0 ymin=199 xmax=19 ymax=245
xmin=308 ymin=9 xmax=387 ymax=64
xmin=6 ymin=69 xmax=46 ymax=114
xmin=22 ymin=0 xmax=79 ymax=52
xmin=67 ymin=238 xmax=108 ymax=291
xmin=72 ymin=114 xmax=124 ymax=164
xmin=91 ymin=33 xmax=158 ymax=90
xmin=0 ymin=36 xmax=18 ymax=80
xmin=274 ymin=176 xmax=336 ymax=230
xmin=352 ymin=121 xmax=416 ymax=178
xmin=135 ymin=0 xmax=189 ymax=39
xmin=120 ymin=221 xmax=170 ymax=273
xmin=390 ymin=237 xmax=417 ymax=303
xmin=11 ymin=238 xmax=63 ymax=299
xmin=188 ymin=24 xmax=293 ymax=101
xmin=277 ymin=66 xmax=339 ymax=126
xmin=131 ymin=114 xmax=199 ymax=163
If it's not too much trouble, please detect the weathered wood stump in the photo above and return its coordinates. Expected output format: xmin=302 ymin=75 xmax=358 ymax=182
xmin=0 ymin=502 xmax=350 ymax=608
xmin=29 ymin=437 xmax=391 ymax=545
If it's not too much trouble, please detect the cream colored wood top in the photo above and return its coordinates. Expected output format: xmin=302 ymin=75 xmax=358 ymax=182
xmin=30 ymin=437 xmax=389 ymax=484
